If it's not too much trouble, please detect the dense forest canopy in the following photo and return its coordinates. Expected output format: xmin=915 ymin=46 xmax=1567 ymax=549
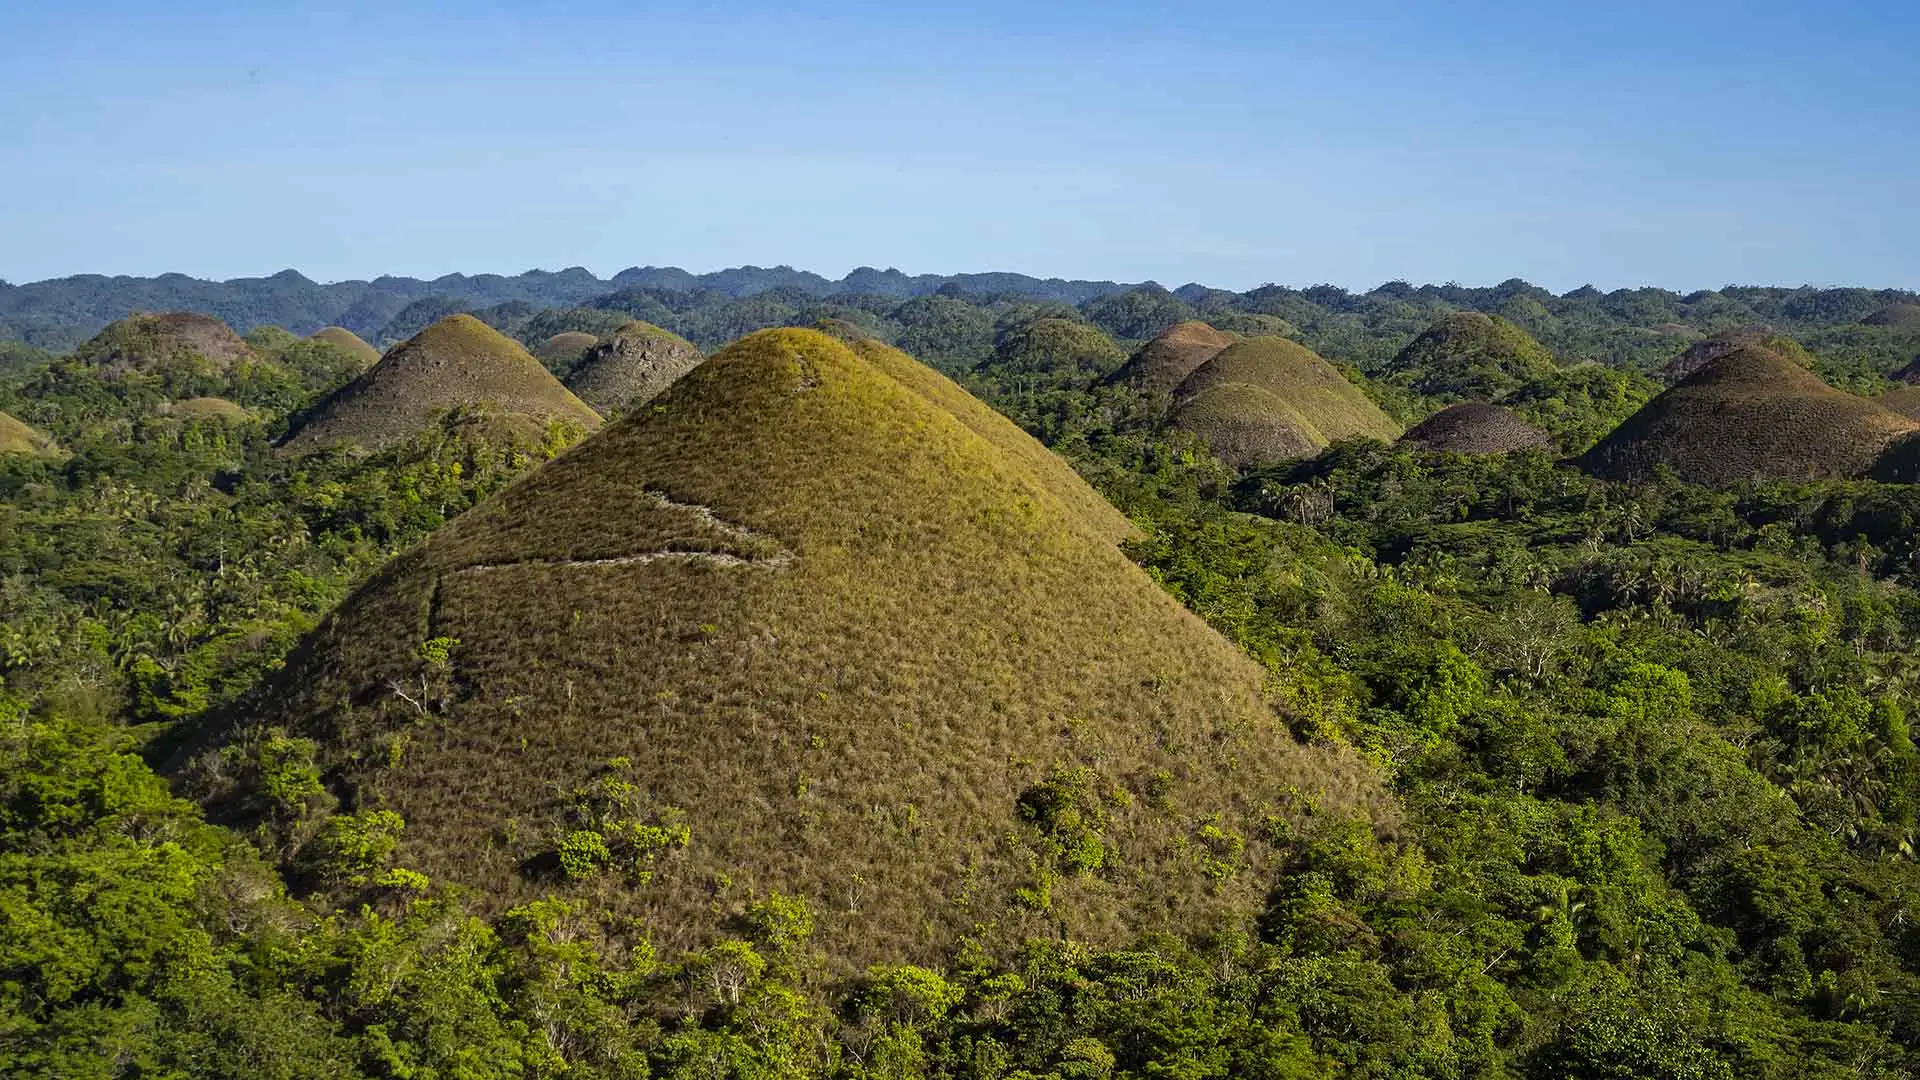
xmin=6 ymin=271 xmax=1920 ymax=1078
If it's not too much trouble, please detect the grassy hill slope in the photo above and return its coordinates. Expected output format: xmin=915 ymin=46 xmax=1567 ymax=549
xmin=280 ymin=314 xmax=601 ymax=453
xmin=310 ymin=326 xmax=381 ymax=368
xmin=186 ymin=327 xmax=1383 ymax=968
xmin=0 ymin=410 xmax=60 ymax=456
xmin=1105 ymin=321 xmax=1235 ymax=394
xmin=1400 ymin=402 xmax=1551 ymax=454
xmin=1582 ymin=345 xmax=1918 ymax=484
xmin=563 ymin=321 xmax=705 ymax=414
xmin=75 ymin=312 xmax=254 ymax=375
xmin=1170 ymin=337 xmax=1400 ymax=468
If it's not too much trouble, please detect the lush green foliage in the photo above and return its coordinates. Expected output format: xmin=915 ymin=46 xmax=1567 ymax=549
xmin=6 ymin=284 xmax=1920 ymax=1078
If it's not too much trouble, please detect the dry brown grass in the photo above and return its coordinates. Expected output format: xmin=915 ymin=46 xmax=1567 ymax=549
xmin=310 ymin=326 xmax=381 ymax=368
xmin=280 ymin=315 xmax=602 ymax=454
xmin=1399 ymin=402 xmax=1550 ymax=454
xmin=192 ymin=328 xmax=1387 ymax=970
xmin=1105 ymin=321 xmax=1235 ymax=395
xmin=0 ymin=410 xmax=59 ymax=457
xmin=563 ymin=321 xmax=705 ymax=414
xmin=1661 ymin=328 xmax=1813 ymax=383
xmin=1582 ymin=345 xmax=1919 ymax=485
xmin=1864 ymin=303 xmax=1920 ymax=329
xmin=1169 ymin=337 xmax=1400 ymax=468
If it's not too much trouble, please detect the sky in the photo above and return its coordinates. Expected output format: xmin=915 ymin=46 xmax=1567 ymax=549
xmin=1 ymin=0 xmax=1916 ymax=293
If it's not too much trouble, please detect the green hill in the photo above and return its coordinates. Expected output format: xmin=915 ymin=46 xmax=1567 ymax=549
xmin=280 ymin=315 xmax=602 ymax=453
xmin=1399 ymin=402 xmax=1551 ymax=454
xmin=1104 ymin=320 xmax=1235 ymax=394
xmin=987 ymin=318 xmax=1126 ymax=379
xmin=562 ymin=321 xmax=705 ymax=414
xmin=532 ymin=331 xmax=600 ymax=376
xmin=309 ymin=326 xmax=381 ymax=368
xmin=0 ymin=410 xmax=59 ymax=456
xmin=183 ymin=327 xmax=1382 ymax=969
xmin=1387 ymin=312 xmax=1556 ymax=399
xmin=1581 ymin=344 xmax=1918 ymax=484
xmin=75 ymin=312 xmax=253 ymax=376
xmin=1662 ymin=328 xmax=1814 ymax=383
xmin=1169 ymin=337 xmax=1401 ymax=468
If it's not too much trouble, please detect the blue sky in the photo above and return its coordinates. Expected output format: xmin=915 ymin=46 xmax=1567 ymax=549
xmin=1 ymin=0 xmax=1915 ymax=291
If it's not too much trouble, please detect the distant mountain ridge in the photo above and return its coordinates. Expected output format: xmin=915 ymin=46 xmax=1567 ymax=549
xmin=0 ymin=265 xmax=1150 ymax=349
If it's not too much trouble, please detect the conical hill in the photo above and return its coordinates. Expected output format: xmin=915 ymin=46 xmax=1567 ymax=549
xmin=1661 ymin=328 xmax=1813 ymax=383
xmin=0 ymin=410 xmax=60 ymax=457
xmin=280 ymin=314 xmax=602 ymax=453
xmin=1387 ymin=312 xmax=1556 ymax=399
xmin=563 ymin=321 xmax=706 ymax=414
xmin=1580 ymin=345 xmax=1918 ymax=485
xmin=1105 ymin=320 xmax=1235 ymax=394
xmin=1400 ymin=402 xmax=1551 ymax=454
xmin=1169 ymin=337 xmax=1400 ymax=468
xmin=1875 ymin=386 xmax=1920 ymax=421
xmin=1864 ymin=303 xmax=1920 ymax=329
xmin=310 ymin=326 xmax=381 ymax=368
xmin=76 ymin=311 xmax=253 ymax=375
xmin=533 ymin=331 xmax=600 ymax=375
xmin=186 ymin=328 xmax=1382 ymax=967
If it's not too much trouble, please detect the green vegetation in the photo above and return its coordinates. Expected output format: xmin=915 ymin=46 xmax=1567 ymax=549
xmin=281 ymin=314 xmax=602 ymax=453
xmin=10 ymin=275 xmax=1920 ymax=1077
xmin=310 ymin=325 xmax=381 ymax=368
xmin=0 ymin=409 xmax=59 ymax=456
xmin=532 ymin=330 xmax=600 ymax=375
xmin=1386 ymin=311 xmax=1558 ymax=400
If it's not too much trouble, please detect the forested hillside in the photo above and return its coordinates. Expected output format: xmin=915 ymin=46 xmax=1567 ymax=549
xmin=6 ymin=278 xmax=1920 ymax=1078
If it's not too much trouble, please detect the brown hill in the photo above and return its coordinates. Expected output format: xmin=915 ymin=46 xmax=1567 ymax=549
xmin=1661 ymin=328 xmax=1813 ymax=383
xmin=1169 ymin=337 xmax=1400 ymax=468
xmin=533 ymin=331 xmax=600 ymax=375
xmin=1104 ymin=321 xmax=1235 ymax=394
xmin=0 ymin=410 xmax=60 ymax=457
xmin=76 ymin=312 xmax=253 ymax=375
xmin=280 ymin=315 xmax=602 ymax=453
xmin=1581 ymin=345 xmax=1919 ymax=485
xmin=563 ymin=321 xmax=706 ymax=414
xmin=310 ymin=327 xmax=381 ymax=368
xmin=184 ymin=328 xmax=1383 ymax=969
xmin=1864 ymin=303 xmax=1920 ymax=329
xmin=1400 ymin=403 xmax=1551 ymax=454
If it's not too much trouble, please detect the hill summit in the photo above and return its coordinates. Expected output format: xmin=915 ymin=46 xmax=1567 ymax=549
xmin=532 ymin=331 xmax=600 ymax=375
xmin=75 ymin=312 xmax=253 ymax=375
xmin=188 ymin=328 xmax=1380 ymax=968
xmin=1169 ymin=337 xmax=1400 ymax=468
xmin=1400 ymin=402 xmax=1550 ymax=454
xmin=562 ymin=321 xmax=705 ymax=414
xmin=1581 ymin=344 xmax=1918 ymax=485
xmin=1105 ymin=320 xmax=1235 ymax=394
xmin=1387 ymin=312 xmax=1556 ymax=399
xmin=1661 ymin=328 xmax=1813 ymax=383
xmin=280 ymin=314 xmax=601 ymax=453
xmin=309 ymin=326 xmax=381 ymax=368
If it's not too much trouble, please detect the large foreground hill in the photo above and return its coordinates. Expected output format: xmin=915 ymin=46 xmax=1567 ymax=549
xmin=184 ymin=327 xmax=1384 ymax=968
